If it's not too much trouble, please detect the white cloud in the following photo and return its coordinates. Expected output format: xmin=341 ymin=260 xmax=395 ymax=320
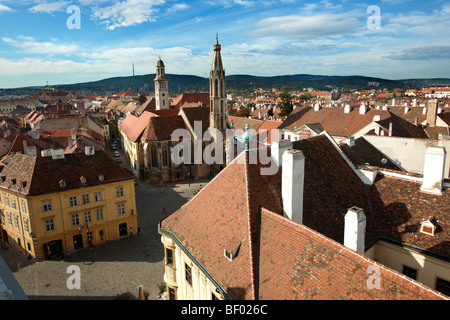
xmin=29 ymin=1 xmax=70 ymax=13
xmin=90 ymin=0 xmax=166 ymax=30
xmin=2 ymin=36 xmax=81 ymax=55
xmin=250 ymin=13 xmax=361 ymax=39
xmin=0 ymin=4 xmax=13 ymax=13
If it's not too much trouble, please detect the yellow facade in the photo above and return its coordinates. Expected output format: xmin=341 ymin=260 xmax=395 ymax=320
xmin=0 ymin=178 xmax=137 ymax=260
xmin=160 ymin=234 xmax=224 ymax=300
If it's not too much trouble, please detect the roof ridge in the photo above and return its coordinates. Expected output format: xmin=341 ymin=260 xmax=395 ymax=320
xmin=243 ymin=150 xmax=258 ymax=300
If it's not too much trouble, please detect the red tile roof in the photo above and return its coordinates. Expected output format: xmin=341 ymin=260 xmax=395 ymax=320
xmin=161 ymin=144 xmax=447 ymax=299
xmin=171 ymin=93 xmax=210 ymax=108
xmin=141 ymin=115 xmax=186 ymax=142
xmin=0 ymin=150 xmax=134 ymax=196
xmin=369 ymin=174 xmax=450 ymax=258
xmin=120 ymin=111 xmax=155 ymax=142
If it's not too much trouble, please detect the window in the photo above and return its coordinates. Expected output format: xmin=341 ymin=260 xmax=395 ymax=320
xmin=84 ymin=211 xmax=91 ymax=223
xmin=43 ymin=201 xmax=52 ymax=212
xmin=13 ymin=215 xmax=19 ymax=229
xmin=118 ymin=203 xmax=125 ymax=215
xmin=165 ymin=248 xmax=173 ymax=265
xmin=87 ymin=231 xmax=93 ymax=241
xmin=7 ymin=213 xmax=12 ymax=226
xmin=116 ymin=187 xmax=124 ymax=197
xmin=94 ymin=192 xmax=102 ymax=202
xmin=21 ymin=201 xmax=26 ymax=213
xmin=27 ymin=242 xmax=31 ymax=251
xmin=168 ymin=287 xmax=176 ymax=300
xmin=82 ymin=194 xmax=90 ymax=205
xmin=402 ymin=266 xmax=418 ymax=280
xmin=185 ymin=263 xmax=192 ymax=286
xmin=4 ymin=196 xmax=9 ymax=207
xmin=72 ymin=214 xmax=79 ymax=226
xmin=151 ymin=146 xmax=158 ymax=167
xmin=162 ymin=146 xmax=168 ymax=167
xmin=11 ymin=198 xmax=16 ymax=209
xmin=0 ymin=211 xmax=4 ymax=224
xmin=436 ymin=278 xmax=450 ymax=297
xmin=23 ymin=219 xmax=29 ymax=233
xmin=45 ymin=219 xmax=54 ymax=232
xmin=96 ymin=208 xmax=104 ymax=221
xmin=70 ymin=196 xmax=77 ymax=207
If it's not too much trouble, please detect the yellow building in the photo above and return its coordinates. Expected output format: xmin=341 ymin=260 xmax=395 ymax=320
xmin=0 ymin=148 xmax=137 ymax=260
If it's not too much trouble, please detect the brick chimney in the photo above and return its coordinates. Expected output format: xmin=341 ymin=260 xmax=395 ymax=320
xmin=426 ymin=99 xmax=438 ymax=126
xmin=282 ymin=149 xmax=305 ymax=224
xmin=344 ymin=206 xmax=366 ymax=254
xmin=421 ymin=146 xmax=446 ymax=195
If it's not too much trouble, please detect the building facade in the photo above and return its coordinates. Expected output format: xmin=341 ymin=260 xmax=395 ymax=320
xmin=0 ymin=149 xmax=137 ymax=260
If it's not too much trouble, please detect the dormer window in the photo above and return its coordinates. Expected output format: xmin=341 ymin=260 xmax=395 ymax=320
xmin=60 ymin=180 xmax=66 ymax=188
xmin=420 ymin=216 xmax=439 ymax=236
xmin=98 ymin=174 xmax=104 ymax=182
xmin=80 ymin=176 xmax=87 ymax=185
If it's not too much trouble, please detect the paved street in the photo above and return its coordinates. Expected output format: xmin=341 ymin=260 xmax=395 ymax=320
xmin=0 ymin=142 xmax=212 ymax=300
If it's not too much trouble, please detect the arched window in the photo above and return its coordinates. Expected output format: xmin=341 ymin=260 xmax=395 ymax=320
xmin=151 ymin=145 xmax=158 ymax=167
xmin=162 ymin=146 xmax=168 ymax=167
xmin=215 ymin=79 xmax=218 ymax=97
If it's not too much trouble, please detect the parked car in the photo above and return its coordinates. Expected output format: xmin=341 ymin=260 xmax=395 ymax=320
xmin=111 ymin=144 xmax=117 ymax=150
xmin=114 ymin=151 xmax=119 ymax=157
xmin=116 ymin=157 xmax=122 ymax=163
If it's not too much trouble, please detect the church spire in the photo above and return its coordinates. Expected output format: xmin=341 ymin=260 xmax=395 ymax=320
xmin=209 ymin=36 xmax=226 ymax=131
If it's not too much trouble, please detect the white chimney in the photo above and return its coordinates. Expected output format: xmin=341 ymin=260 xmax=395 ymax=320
xmin=359 ymin=104 xmax=367 ymax=115
xmin=344 ymin=104 xmax=351 ymax=114
xmin=344 ymin=206 xmax=366 ymax=254
xmin=421 ymin=146 xmax=446 ymax=195
xmin=404 ymin=106 xmax=409 ymax=114
xmin=271 ymin=139 xmax=293 ymax=167
xmin=388 ymin=122 xmax=393 ymax=136
xmin=392 ymin=98 xmax=396 ymax=106
xmin=282 ymin=149 xmax=305 ymax=224
xmin=314 ymin=103 xmax=321 ymax=112
xmin=346 ymin=136 xmax=355 ymax=147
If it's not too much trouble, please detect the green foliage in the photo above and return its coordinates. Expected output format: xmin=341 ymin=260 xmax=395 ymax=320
xmin=279 ymin=93 xmax=293 ymax=116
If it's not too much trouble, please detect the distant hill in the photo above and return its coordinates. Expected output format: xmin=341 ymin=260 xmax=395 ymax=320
xmin=2 ymin=74 xmax=449 ymax=96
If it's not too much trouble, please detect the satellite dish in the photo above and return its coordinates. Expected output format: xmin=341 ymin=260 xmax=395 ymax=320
xmin=393 ymin=158 xmax=399 ymax=164
xmin=381 ymin=158 xmax=387 ymax=164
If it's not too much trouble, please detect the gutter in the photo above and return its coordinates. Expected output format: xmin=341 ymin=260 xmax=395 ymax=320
xmin=157 ymin=220 xmax=233 ymax=300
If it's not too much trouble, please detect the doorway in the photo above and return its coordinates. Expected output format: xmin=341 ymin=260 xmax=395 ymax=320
xmin=73 ymin=234 xmax=83 ymax=250
xmin=119 ymin=223 xmax=128 ymax=237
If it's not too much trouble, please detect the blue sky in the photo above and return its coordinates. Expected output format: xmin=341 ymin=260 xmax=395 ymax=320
xmin=0 ymin=0 xmax=449 ymax=88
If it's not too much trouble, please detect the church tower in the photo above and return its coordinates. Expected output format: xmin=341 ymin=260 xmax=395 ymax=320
xmin=155 ymin=57 xmax=169 ymax=110
xmin=209 ymin=37 xmax=227 ymax=132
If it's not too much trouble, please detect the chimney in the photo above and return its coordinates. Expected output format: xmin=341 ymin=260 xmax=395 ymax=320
xmin=314 ymin=103 xmax=321 ymax=112
xmin=404 ymin=106 xmax=409 ymax=114
xmin=344 ymin=206 xmax=366 ymax=254
xmin=388 ymin=122 xmax=393 ymax=136
xmin=392 ymin=98 xmax=396 ymax=106
xmin=359 ymin=103 xmax=367 ymax=115
xmin=271 ymin=139 xmax=293 ymax=167
xmin=346 ymin=136 xmax=355 ymax=147
xmin=344 ymin=104 xmax=351 ymax=114
xmin=421 ymin=146 xmax=446 ymax=195
xmin=426 ymin=99 xmax=438 ymax=126
xmin=282 ymin=149 xmax=305 ymax=224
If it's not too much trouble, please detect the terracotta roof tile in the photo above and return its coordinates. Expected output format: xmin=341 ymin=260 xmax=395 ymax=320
xmin=0 ymin=150 xmax=134 ymax=196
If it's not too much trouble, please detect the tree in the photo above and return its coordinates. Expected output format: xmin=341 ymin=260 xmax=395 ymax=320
xmin=138 ymin=95 xmax=147 ymax=105
xmin=279 ymin=93 xmax=293 ymax=116
xmin=235 ymin=107 xmax=250 ymax=118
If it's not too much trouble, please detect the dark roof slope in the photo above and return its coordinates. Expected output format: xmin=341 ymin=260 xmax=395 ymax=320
xmin=0 ymin=150 xmax=134 ymax=196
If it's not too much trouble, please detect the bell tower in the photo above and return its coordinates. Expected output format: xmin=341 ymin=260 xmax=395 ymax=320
xmin=209 ymin=36 xmax=227 ymax=132
xmin=155 ymin=56 xmax=169 ymax=110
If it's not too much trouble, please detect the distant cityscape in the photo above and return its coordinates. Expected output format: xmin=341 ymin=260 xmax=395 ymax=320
xmin=0 ymin=38 xmax=449 ymax=303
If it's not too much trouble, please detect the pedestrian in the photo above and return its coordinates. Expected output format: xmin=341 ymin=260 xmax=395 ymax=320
xmin=88 ymin=239 xmax=93 ymax=249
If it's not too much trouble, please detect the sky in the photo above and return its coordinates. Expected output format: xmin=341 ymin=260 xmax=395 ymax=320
xmin=0 ymin=0 xmax=449 ymax=88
